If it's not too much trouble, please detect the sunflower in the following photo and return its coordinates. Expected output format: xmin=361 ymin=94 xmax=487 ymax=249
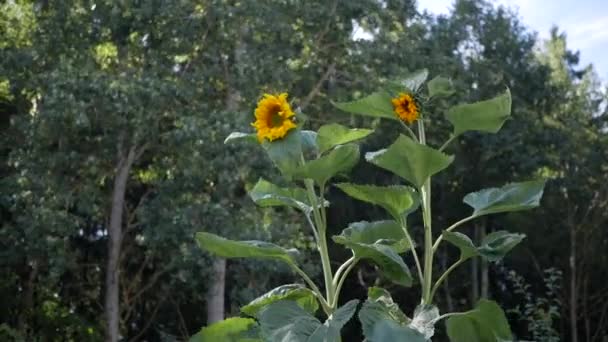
xmin=251 ymin=93 xmax=297 ymax=142
xmin=391 ymin=92 xmax=419 ymax=124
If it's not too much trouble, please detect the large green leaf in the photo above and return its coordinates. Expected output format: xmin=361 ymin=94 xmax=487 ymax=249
xmin=189 ymin=317 xmax=260 ymax=342
xmin=316 ymin=123 xmax=373 ymax=154
xmin=463 ymin=180 xmax=546 ymax=216
xmin=366 ymin=135 xmax=454 ymax=188
xmin=248 ymin=179 xmax=311 ymax=212
xmin=478 ymin=231 xmax=526 ymax=262
xmin=443 ymin=231 xmax=478 ymax=260
xmin=446 ymin=90 xmax=512 ymax=136
xmin=334 ymin=234 xmax=412 ymax=286
xmin=241 ymin=284 xmax=318 ymax=317
xmin=368 ymin=320 xmax=427 ymax=342
xmin=336 ymin=183 xmax=417 ymax=221
xmin=257 ymin=300 xmax=359 ymax=342
xmin=359 ymin=287 xmax=411 ymax=333
xmin=331 ymin=91 xmax=397 ymax=120
xmin=446 ymin=299 xmax=513 ymax=342
xmin=334 ymin=220 xmax=409 ymax=253
xmin=399 ymin=69 xmax=429 ymax=93
xmin=195 ymin=232 xmax=296 ymax=264
xmin=294 ymin=144 xmax=360 ymax=185
xmin=427 ymin=76 xmax=455 ymax=98
xmin=262 ymin=129 xmax=304 ymax=177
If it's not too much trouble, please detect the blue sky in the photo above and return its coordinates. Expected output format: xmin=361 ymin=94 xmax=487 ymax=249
xmin=419 ymin=0 xmax=608 ymax=80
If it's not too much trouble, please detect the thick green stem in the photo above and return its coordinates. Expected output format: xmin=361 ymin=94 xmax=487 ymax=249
xmin=439 ymin=135 xmax=456 ymax=152
xmin=304 ymin=179 xmax=335 ymax=310
xmin=418 ymin=119 xmax=433 ymax=304
xmin=399 ymin=218 xmax=424 ymax=286
xmin=331 ymin=259 xmax=358 ymax=308
xmin=430 ymin=258 xmax=466 ymax=301
xmin=399 ymin=120 xmax=419 ymax=141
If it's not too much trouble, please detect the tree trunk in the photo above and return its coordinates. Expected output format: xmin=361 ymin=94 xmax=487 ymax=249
xmin=206 ymin=258 xmax=227 ymax=324
xmin=570 ymin=221 xmax=578 ymax=342
xmin=105 ymin=146 xmax=136 ymax=342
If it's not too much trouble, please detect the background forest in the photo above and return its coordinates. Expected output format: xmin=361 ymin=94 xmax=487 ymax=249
xmin=0 ymin=0 xmax=607 ymax=341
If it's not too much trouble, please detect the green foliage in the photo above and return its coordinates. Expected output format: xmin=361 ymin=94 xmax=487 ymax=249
xmin=335 ymin=183 xmax=417 ymax=220
xmin=316 ymin=124 xmax=373 ymax=154
xmin=249 ymin=179 xmax=311 ymax=212
xmin=293 ymin=144 xmax=360 ymax=184
xmin=241 ymin=284 xmax=319 ymax=317
xmin=444 ymin=230 xmax=526 ymax=262
xmin=463 ymin=180 xmax=546 ymax=216
xmin=333 ymin=221 xmax=409 ymax=253
xmin=189 ymin=317 xmax=260 ymax=342
xmin=446 ymin=90 xmax=512 ymax=136
xmin=257 ymin=300 xmax=359 ymax=342
xmin=365 ymin=135 xmax=454 ymax=188
xmin=195 ymin=232 xmax=297 ymax=265
xmin=446 ymin=300 xmax=513 ymax=342
xmin=332 ymin=91 xmax=398 ymax=120
xmin=427 ymin=76 xmax=455 ymax=98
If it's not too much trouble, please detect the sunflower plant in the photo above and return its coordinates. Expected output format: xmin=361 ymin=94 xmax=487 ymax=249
xmin=192 ymin=69 xmax=546 ymax=342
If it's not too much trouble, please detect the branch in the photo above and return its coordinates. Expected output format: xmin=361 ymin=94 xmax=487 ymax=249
xmin=299 ymin=63 xmax=335 ymax=111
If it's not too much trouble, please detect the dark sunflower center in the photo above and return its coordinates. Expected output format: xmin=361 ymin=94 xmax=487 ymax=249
xmin=268 ymin=105 xmax=284 ymax=127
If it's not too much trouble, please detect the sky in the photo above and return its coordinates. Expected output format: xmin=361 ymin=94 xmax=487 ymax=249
xmin=419 ymin=0 xmax=608 ymax=80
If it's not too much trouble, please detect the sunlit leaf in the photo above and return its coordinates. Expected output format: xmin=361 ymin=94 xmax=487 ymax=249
xmin=317 ymin=123 xmax=373 ymax=154
xmin=189 ymin=317 xmax=260 ymax=342
xmin=293 ymin=144 xmax=359 ymax=185
xmin=249 ymin=179 xmax=311 ymax=212
xmin=332 ymin=91 xmax=397 ymax=120
xmin=446 ymin=299 xmax=513 ymax=342
xmin=446 ymin=90 xmax=511 ymax=136
xmin=427 ymin=76 xmax=455 ymax=98
xmin=241 ymin=284 xmax=318 ymax=317
xmin=262 ymin=129 xmax=304 ymax=178
xmin=195 ymin=232 xmax=296 ymax=264
xmin=366 ymin=135 xmax=454 ymax=188
xmin=336 ymin=183 xmax=417 ymax=220
xmin=334 ymin=220 xmax=410 ymax=253
xmin=224 ymin=132 xmax=257 ymax=144
xmin=463 ymin=180 xmax=546 ymax=216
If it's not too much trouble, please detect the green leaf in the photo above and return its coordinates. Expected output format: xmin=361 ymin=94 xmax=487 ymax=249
xmin=443 ymin=231 xmax=478 ymax=260
xmin=335 ymin=183 xmax=417 ymax=220
xmin=249 ymin=179 xmax=311 ymax=212
xmin=316 ymin=123 xmax=373 ymax=154
xmin=427 ymin=76 xmax=455 ymax=98
xmin=334 ymin=220 xmax=409 ymax=253
xmin=293 ymin=144 xmax=360 ymax=185
xmin=262 ymin=129 xmax=304 ymax=178
xmin=241 ymin=284 xmax=318 ymax=317
xmin=478 ymin=231 xmax=526 ymax=262
xmin=361 ymin=287 xmax=411 ymax=330
xmin=366 ymin=135 xmax=454 ymax=188
xmin=368 ymin=320 xmax=427 ymax=342
xmin=257 ymin=300 xmax=359 ymax=342
xmin=446 ymin=299 xmax=513 ymax=342
xmin=463 ymin=180 xmax=546 ymax=216
xmin=189 ymin=317 xmax=260 ymax=342
xmin=401 ymin=69 xmax=429 ymax=93
xmin=332 ymin=91 xmax=397 ymax=120
xmin=224 ymin=132 xmax=257 ymax=145
xmin=301 ymin=130 xmax=319 ymax=155
xmin=334 ymin=233 xmax=412 ymax=286
xmin=195 ymin=232 xmax=296 ymax=264
xmin=446 ymin=89 xmax=512 ymax=136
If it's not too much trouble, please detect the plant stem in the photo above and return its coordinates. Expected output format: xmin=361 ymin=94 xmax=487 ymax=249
xmin=418 ymin=119 xmax=434 ymax=304
xmin=432 ymin=215 xmax=476 ymax=252
xmin=304 ymin=179 xmax=335 ymax=310
xmin=291 ymin=263 xmax=332 ymax=315
xmin=430 ymin=258 xmax=466 ymax=301
xmin=333 ymin=256 xmax=355 ymax=285
xmin=399 ymin=218 xmax=424 ymax=286
xmin=332 ymin=259 xmax=358 ymax=308
xmin=439 ymin=135 xmax=456 ymax=152
xmin=399 ymin=120 xmax=419 ymax=141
